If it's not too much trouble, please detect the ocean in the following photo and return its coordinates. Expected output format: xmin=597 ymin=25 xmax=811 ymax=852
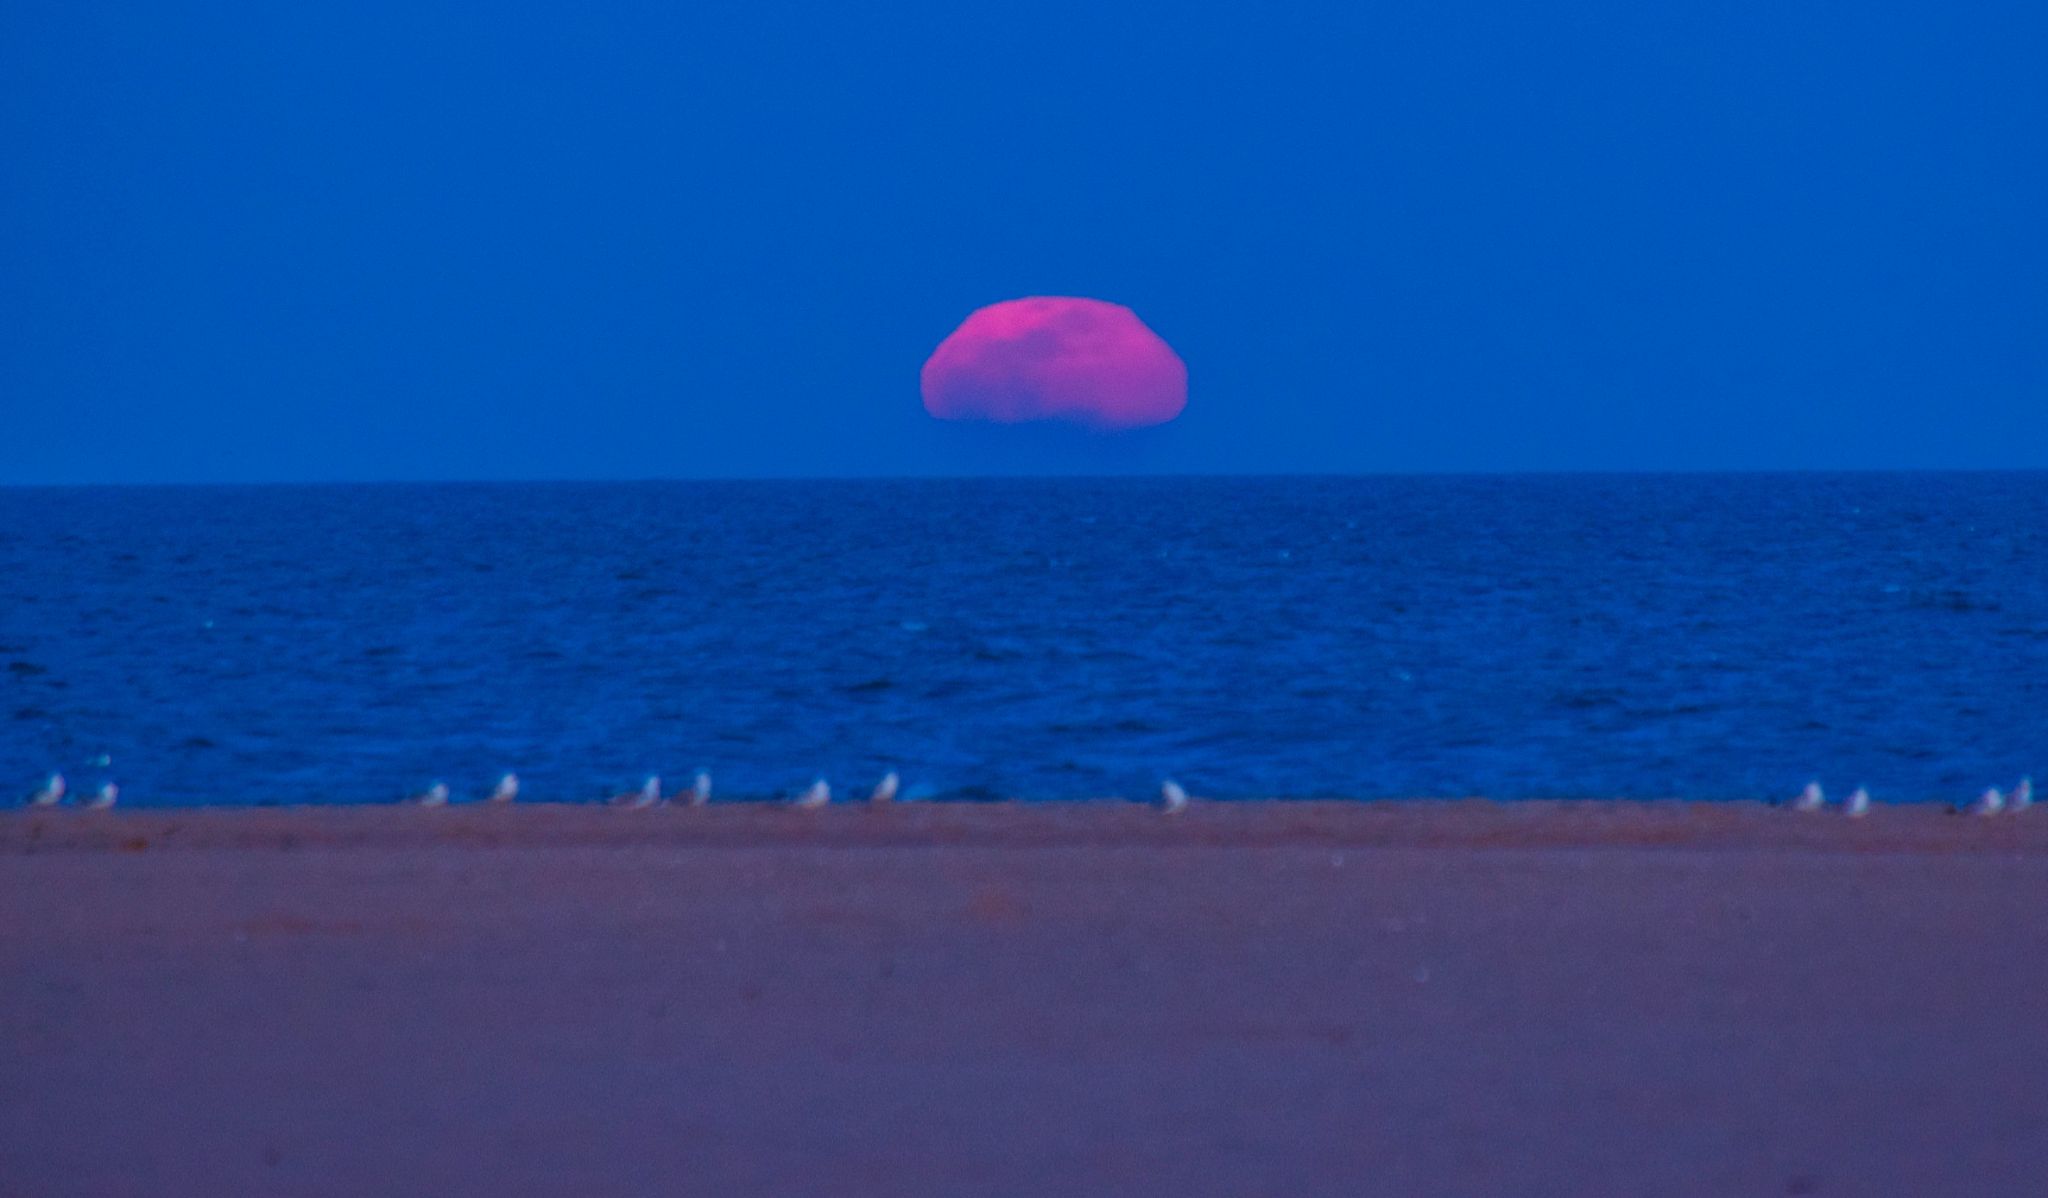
xmin=2 ymin=473 xmax=2041 ymax=806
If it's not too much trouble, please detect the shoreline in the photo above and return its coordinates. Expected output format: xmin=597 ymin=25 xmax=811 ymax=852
xmin=6 ymin=798 xmax=2044 ymax=857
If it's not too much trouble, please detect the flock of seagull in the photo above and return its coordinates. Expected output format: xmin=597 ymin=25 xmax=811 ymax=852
xmin=417 ymin=770 xmax=940 ymax=810
xmin=20 ymin=776 xmax=118 ymax=809
xmin=1784 ymin=778 xmax=2033 ymax=816
xmin=13 ymin=772 xmax=2034 ymax=815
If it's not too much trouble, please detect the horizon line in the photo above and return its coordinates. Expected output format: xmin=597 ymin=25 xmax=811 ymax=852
xmin=2 ymin=464 xmax=2044 ymax=490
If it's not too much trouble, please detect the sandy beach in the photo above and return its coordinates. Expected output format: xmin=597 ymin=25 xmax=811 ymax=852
xmin=5 ymin=801 xmax=2047 ymax=1196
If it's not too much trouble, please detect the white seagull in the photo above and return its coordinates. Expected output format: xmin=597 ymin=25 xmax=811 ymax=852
xmin=870 ymin=771 xmax=899 ymax=804
xmin=610 ymin=776 xmax=662 ymax=808
xmin=792 ymin=779 xmax=830 ymax=809
xmin=489 ymin=773 xmax=520 ymax=803
xmin=1161 ymin=780 xmax=1190 ymax=814
xmin=412 ymin=781 xmax=450 ymax=807
xmin=1789 ymin=782 xmax=1825 ymax=812
xmin=1963 ymin=787 xmax=2005 ymax=816
xmin=86 ymin=782 xmax=118 ymax=809
xmin=2010 ymin=777 xmax=2033 ymax=813
xmin=27 ymin=773 xmax=65 ymax=806
xmin=687 ymin=771 xmax=712 ymax=807
xmin=1842 ymin=786 xmax=1870 ymax=818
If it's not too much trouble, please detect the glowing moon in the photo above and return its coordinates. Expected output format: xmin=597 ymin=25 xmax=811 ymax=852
xmin=921 ymin=297 xmax=1186 ymax=430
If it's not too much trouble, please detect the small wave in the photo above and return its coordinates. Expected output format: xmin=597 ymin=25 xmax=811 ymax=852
xmin=1907 ymin=589 xmax=1998 ymax=613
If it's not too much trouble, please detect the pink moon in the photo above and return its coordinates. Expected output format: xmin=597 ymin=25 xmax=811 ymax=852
xmin=921 ymin=297 xmax=1187 ymax=431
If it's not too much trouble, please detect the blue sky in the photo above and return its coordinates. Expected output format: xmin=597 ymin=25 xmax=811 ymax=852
xmin=3 ymin=1 xmax=2041 ymax=483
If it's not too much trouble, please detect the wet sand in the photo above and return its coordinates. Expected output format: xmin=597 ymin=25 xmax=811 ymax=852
xmin=5 ymin=801 xmax=2047 ymax=1196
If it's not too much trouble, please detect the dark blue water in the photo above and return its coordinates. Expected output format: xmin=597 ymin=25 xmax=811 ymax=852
xmin=2 ymin=474 xmax=2041 ymax=806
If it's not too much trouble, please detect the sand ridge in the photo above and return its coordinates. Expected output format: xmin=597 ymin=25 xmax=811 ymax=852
xmin=7 ymin=798 xmax=2048 ymax=857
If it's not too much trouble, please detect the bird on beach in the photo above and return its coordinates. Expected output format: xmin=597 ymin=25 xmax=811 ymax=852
xmin=488 ymin=773 xmax=519 ymax=803
xmin=1161 ymin=780 xmax=1190 ymax=814
xmin=1843 ymin=787 xmax=1870 ymax=818
xmin=27 ymin=773 xmax=65 ymax=806
xmin=610 ymin=776 xmax=662 ymax=808
xmin=2010 ymin=777 xmax=2033 ymax=813
xmin=1789 ymin=782 xmax=1825 ymax=812
xmin=870 ymin=771 xmax=899 ymax=804
xmin=412 ymin=781 xmax=450 ymax=807
xmin=687 ymin=771 xmax=712 ymax=807
xmin=85 ymin=782 xmax=118 ymax=809
xmin=1961 ymin=787 xmax=2005 ymax=816
xmin=792 ymin=779 xmax=830 ymax=809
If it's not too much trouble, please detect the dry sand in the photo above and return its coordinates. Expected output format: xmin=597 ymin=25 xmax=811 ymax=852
xmin=4 ymin=801 xmax=2047 ymax=1196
